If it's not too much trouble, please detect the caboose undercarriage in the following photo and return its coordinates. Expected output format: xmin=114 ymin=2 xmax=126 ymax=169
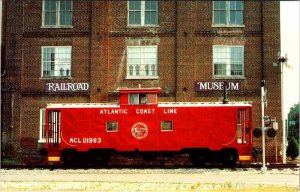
xmin=47 ymin=147 xmax=246 ymax=167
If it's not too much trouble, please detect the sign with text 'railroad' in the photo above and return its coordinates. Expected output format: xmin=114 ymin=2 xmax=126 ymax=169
xmin=194 ymin=81 xmax=241 ymax=91
xmin=45 ymin=82 xmax=90 ymax=93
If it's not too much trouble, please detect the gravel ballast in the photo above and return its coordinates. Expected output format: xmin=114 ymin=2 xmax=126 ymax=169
xmin=0 ymin=168 xmax=298 ymax=191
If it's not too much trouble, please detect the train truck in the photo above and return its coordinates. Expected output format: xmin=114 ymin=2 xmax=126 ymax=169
xmin=44 ymin=87 xmax=253 ymax=166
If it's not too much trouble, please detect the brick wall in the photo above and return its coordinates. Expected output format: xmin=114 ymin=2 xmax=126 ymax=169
xmin=1 ymin=0 xmax=282 ymax=163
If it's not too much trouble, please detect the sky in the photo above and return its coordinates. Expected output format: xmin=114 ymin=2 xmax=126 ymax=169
xmin=280 ymin=1 xmax=300 ymax=117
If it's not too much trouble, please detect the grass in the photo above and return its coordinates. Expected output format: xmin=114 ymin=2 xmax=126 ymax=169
xmin=1 ymin=157 xmax=20 ymax=165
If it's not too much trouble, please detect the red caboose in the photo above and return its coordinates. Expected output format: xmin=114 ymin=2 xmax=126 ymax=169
xmin=45 ymin=87 xmax=253 ymax=165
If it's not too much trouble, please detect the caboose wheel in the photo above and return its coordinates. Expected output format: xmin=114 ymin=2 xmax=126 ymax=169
xmin=88 ymin=150 xmax=111 ymax=165
xmin=189 ymin=150 xmax=210 ymax=166
xmin=92 ymin=154 xmax=110 ymax=165
xmin=142 ymin=153 xmax=158 ymax=161
xmin=61 ymin=149 xmax=78 ymax=165
xmin=221 ymin=148 xmax=238 ymax=167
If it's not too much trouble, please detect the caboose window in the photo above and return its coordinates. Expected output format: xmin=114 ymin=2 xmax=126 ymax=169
xmin=237 ymin=109 xmax=249 ymax=144
xmin=147 ymin=94 xmax=157 ymax=104
xmin=107 ymin=122 xmax=118 ymax=132
xmin=129 ymin=94 xmax=139 ymax=104
xmin=161 ymin=121 xmax=173 ymax=131
xmin=139 ymin=93 xmax=147 ymax=104
xmin=129 ymin=93 xmax=157 ymax=105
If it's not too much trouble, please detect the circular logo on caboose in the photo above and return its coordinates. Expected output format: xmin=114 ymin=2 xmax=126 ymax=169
xmin=131 ymin=122 xmax=148 ymax=140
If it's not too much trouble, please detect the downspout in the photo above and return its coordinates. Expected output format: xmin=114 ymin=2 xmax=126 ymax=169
xmin=1 ymin=0 xmax=6 ymax=77
xmin=174 ymin=0 xmax=178 ymax=102
xmin=88 ymin=0 xmax=92 ymax=102
xmin=260 ymin=1 xmax=264 ymax=81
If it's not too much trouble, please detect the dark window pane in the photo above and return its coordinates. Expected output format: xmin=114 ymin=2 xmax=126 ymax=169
xmin=236 ymin=11 xmax=243 ymax=24
xmin=129 ymin=0 xmax=141 ymax=10
xmin=220 ymin=11 xmax=226 ymax=24
xmin=236 ymin=1 xmax=243 ymax=10
xmin=230 ymin=1 xmax=236 ymax=10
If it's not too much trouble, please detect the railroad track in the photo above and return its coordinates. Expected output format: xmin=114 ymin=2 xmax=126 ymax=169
xmin=2 ymin=163 xmax=298 ymax=170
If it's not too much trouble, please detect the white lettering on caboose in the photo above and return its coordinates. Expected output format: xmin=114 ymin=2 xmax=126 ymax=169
xmin=163 ymin=108 xmax=177 ymax=114
xmin=69 ymin=137 xmax=101 ymax=144
xmin=100 ymin=109 xmax=128 ymax=115
xmin=136 ymin=108 xmax=155 ymax=114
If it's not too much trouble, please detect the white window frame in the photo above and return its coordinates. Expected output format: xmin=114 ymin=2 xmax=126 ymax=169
xmin=41 ymin=46 xmax=72 ymax=78
xmin=128 ymin=0 xmax=158 ymax=27
xmin=213 ymin=45 xmax=244 ymax=78
xmin=212 ymin=0 xmax=244 ymax=27
xmin=42 ymin=0 xmax=73 ymax=28
xmin=38 ymin=108 xmax=46 ymax=143
xmin=126 ymin=46 xmax=158 ymax=79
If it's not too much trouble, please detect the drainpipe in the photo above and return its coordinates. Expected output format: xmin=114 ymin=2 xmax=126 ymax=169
xmin=88 ymin=0 xmax=92 ymax=102
xmin=260 ymin=1 xmax=264 ymax=81
xmin=174 ymin=1 xmax=178 ymax=102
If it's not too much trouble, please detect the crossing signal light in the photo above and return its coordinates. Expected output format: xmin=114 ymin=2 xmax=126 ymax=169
xmin=252 ymin=128 xmax=262 ymax=138
xmin=267 ymin=127 xmax=277 ymax=138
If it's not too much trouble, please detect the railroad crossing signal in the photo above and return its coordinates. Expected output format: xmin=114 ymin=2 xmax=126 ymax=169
xmin=252 ymin=116 xmax=277 ymax=139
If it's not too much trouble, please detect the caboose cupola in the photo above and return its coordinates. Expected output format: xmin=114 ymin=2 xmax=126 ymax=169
xmin=117 ymin=87 xmax=161 ymax=106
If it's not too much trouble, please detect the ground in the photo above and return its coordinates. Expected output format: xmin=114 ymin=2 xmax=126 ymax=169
xmin=0 ymin=168 xmax=298 ymax=191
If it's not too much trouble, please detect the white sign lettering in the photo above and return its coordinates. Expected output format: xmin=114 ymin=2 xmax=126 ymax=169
xmin=194 ymin=81 xmax=240 ymax=91
xmin=45 ymin=82 xmax=90 ymax=92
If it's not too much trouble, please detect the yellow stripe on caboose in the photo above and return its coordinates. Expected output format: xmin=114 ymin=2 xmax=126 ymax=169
xmin=239 ymin=155 xmax=252 ymax=161
xmin=48 ymin=156 xmax=60 ymax=162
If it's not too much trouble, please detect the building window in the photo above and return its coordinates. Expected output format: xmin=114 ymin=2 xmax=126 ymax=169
xmin=42 ymin=46 xmax=72 ymax=78
xmin=213 ymin=1 xmax=243 ymax=26
xmin=107 ymin=122 xmax=118 ymax=132
xmin=127 ymin=46 xmax=158 ymax=79
xmin=213 ymin=46 xmax=244 ymax=77
xmin=161 ymin=121 xmax=173 ymax=131
xmin=128 ymin=0 xmax=158 ymax=26
xmin=43 ymin=0 xmax=73 ymax=27
xmin=39 ymin=109 xmax=46 ymax=143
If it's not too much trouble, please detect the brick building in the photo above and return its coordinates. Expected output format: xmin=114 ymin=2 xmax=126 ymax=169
xmin=1 ymin=0 xmax=282 ymax=164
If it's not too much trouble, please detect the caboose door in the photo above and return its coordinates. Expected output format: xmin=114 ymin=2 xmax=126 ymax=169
xmin=237 ymin=109 xmax=250 ymax=144
xmin=47 ymin=110 xmax=61 ymax=147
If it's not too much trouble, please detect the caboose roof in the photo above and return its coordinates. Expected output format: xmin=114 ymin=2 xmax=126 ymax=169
xmin=46 ymin=101 xmax=251 ymax=109
xmin=117 ymin=87 xmax=161 ymax=94
xmin=46 ymin=103 xmax=119 ymax=109
xmin=158 ymin=102 xmax=252 ymax=107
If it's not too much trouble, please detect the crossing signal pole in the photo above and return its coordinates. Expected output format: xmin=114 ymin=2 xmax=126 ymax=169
xmin=261 ymin=80 xmax=267 ymax=172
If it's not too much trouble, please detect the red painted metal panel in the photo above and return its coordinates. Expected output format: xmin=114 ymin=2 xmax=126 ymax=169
xmin=50 ymin=104 xmax=252 ymax=152
xmin=45 ymin=88 xmax=253 ymax=162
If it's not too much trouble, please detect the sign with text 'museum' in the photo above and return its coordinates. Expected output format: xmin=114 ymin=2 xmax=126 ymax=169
xmin=45 ymin=82 xmax=90 ymax=93
xmin=194 ymin=81 xmax=241 ymax=92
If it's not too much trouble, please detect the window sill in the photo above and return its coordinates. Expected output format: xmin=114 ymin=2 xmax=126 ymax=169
xmin=213 ymin=76 xmax=246 ymax=80
xmin=40 ymin=76 xmax=73 ymax=80
xmin=126 ymin=76 xmax=159 ymax=80
xmin=211 ymin=24 xmax=245 ymax=28
xmin=38 ymin=139 xmax=46 ymax=144
xmin=127 ymin=25 xmax=159 ymax=28
xmin=41 ymin=25 xmax=73 ymax=29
